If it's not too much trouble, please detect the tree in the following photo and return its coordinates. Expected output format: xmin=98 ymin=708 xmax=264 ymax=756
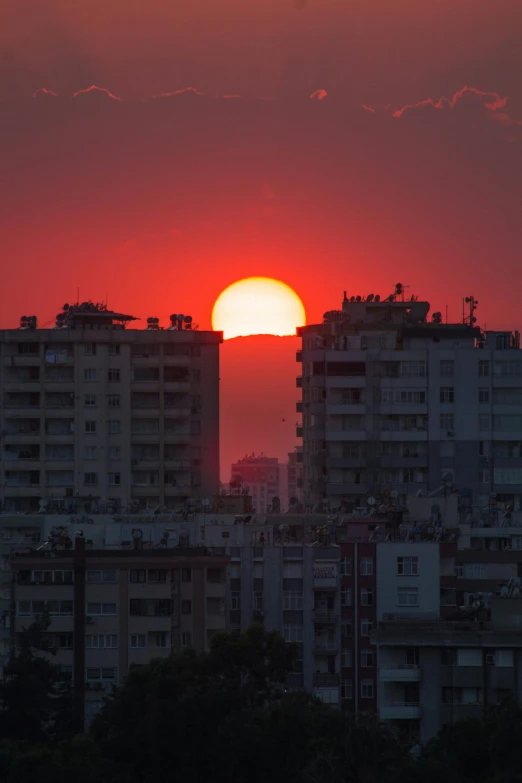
xmin=0 ymin=615 xmax=73 ymax=744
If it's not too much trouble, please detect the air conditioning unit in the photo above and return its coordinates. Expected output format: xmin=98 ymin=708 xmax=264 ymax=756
xmin=85 ymin=616 xmax=93 ymax=624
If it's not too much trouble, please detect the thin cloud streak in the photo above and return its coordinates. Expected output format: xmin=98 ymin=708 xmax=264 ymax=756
xmin=72 ymin=85 xmax=121 ymax=101
xmin=392 ymin=86 xmax=507 ymax=118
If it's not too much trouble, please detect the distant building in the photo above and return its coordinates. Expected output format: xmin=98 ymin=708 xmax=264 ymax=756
xmin=0 ymin=302 xmax=222 ymax=515
xmin=230 ymin=454 xmax=280 ymax=513
xmin=287 ymin=447 xmax=303 ymax=507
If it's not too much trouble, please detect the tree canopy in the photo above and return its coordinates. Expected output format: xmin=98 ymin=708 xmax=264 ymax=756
xmin=1 ymin=624 xmax=522 ymax=783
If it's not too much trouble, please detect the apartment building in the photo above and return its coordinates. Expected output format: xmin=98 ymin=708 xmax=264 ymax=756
xmin=0 ymin=303 xmax=221 ymax=514
xmin=230 ymin=454 xmax=280 ymax=513
xmin=7 ymin=536 xmax=228 ymax=729
xmin=287 ymin=447 xmax=304 ymax=507
xmin=297 ymin=285 xmax=522 ymax=509
xmin=374 ymin=598 xmax=522 ymax=747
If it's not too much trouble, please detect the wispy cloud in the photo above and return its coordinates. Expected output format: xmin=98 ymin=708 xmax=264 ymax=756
xmin=392 ymin=86 xmax=507 ymax=118
xmin=73 ymin=85 xmax=121 ymax=101
xmin=151 ymin=87 xmax=204 ymax=99
xmin=33 ymin=87 xmax=58 ymax=98
xmin=310 ymin=89 xmax=327 ymax=100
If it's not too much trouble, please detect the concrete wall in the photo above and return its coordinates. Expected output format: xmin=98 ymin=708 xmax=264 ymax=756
xmin=376 ymin=543 xmax=440 ymax=620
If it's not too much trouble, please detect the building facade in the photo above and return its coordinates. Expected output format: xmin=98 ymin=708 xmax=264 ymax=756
xmin=8 ymin=536 xmax=228 ymax=730
xmin=230 ymin=454 xmax=280 ymax=513
xmin=297 ymin=285 xmax=522 ymax=510
xmin=0 ymin=303 xmax=222 ymax=514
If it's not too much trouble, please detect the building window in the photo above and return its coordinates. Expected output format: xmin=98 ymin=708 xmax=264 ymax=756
xmin=84 ymin=394 xmax=96 ymax=407
xmin=397 ymin=556 xmax=419 ymax=576
xmin=360 ymin=557 xmax=373 ymax=576
xmin=283 ymin=591 xmax=303 ymax=610
xmin=84 ymin=446 xmax=97 ymax=459
xmin=440 ymin=387 xmax=455 ymax=403
xmin=479 ymin=414 xmax=490 ymax=431
xmin=479 ymin=360 xmax=490 ymax=377
xmin=341 ymin=589 xmax=352 ymax=607
xmin=341 ymin=679 xmax=353 ymax=699
xmin=440 ymin=414 xmax=455 ymax=432
xmin=109 ymin=344 xmax=120 ymax=355
xmin=84 ymin=368 xmax=97 ymax=382
xmin=192 ymin=369 xmax=201 ymax=382
xmin=230 ymin=591 xmax=241 ymax=610
xmin=361 ymin=648 xmax=375 ymax=667
xmin=108 ymin=473 xmax=121 ymax=486
xmin=87 ymin=602 xmax=117 ymax=615
xmin=182 ymin=600 xmax=192 ymax=615
xmin=400 ymin=361 xmax=426 ymax=378
xmin=84 ymin=472 xmax=98 ymax=486
xmin=86 ymin=667 xmax=117 ymax=681
xmin=85 ymin=420 xmax=96 ymax=434
xmin=181 ymin=568 xmax=192 ymax=582
xmin=464 ymin=563 xmax=488 ymax=579
xmin=283 ymin=625 xmax=303 ymax=642
xmin=253 ymin=591 xmax=263 ymax=611
xmin=130 ymin=569 xmax=146 ymax=583
xmin=86 ymin=635 xmax=118 ymax=649
xmin=84 ymin=343 xmax=96 ymax=356
xmin=342 ymin=650 xmax=352 ymax=667
xmin=479 ymin=469 xmax=490 ymax=484
xmin=108 ymin=420 xmax=120 ymax=434
xmin=361 ymin=588 xmax=373 ymax=606
xmin=153 ymin=632 xmax=169 ymax=648
xmin=108 ymin=395 xmax=120 ymax=408
xmin=361 ymin=679 xmax=374 ymax=699
xmin=148 ymin=569 xmax=167 ymax=583
xmin=341 ymin=621 xmax=352 ymax=638
xmin=361 ymin=620 xmax=373 ymax=637
xmin=440 ymin=360 xmax=454 ymax=378
xmin=397 ymin=587 xmax=419 ymax=606
xmin=512 ymin=536 xmax=522 ymax=550
xmin=130 ymin=634 xmax=146 ymax=648
xmin=108 ymin=369 xmax=120 ymax=382
xmin=479 ymin=388 xmax=490 ymax=404
xmin=109 ymin=446 xmax=121 ymax=460
xmin=86 ymin=570 xmax=117 ymax=583
xmin=181 ymin=632 xmax=192 ymax=647
xmin=341 ymin=557 xmax=352 ymax=576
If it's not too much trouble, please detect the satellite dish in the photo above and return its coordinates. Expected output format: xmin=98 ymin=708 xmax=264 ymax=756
xmin=390 ymin=490 xmax=399 ymax=499
xmin=366 ymin=294 xmax=374 ymax=302
xmin=367 ymin=497 xmax=376 ymax=506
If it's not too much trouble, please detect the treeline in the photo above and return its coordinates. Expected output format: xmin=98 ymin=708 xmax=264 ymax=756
xmin=0 ymin=622 xmax=521 ymax=782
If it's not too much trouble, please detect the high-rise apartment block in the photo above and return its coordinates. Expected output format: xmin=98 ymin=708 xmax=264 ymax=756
xmin=297 ymin=285 xmax=521 ymax=509
xmin=0 ymin=304 xmax=222 ymax=514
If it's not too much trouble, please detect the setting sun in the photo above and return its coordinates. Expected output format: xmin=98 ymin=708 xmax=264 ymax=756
xmin=211 ymin=277 xmax=306 ymax=340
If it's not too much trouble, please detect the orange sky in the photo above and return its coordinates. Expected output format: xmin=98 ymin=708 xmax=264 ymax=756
xmin=1 ymin=0 xmax=522 ymax=475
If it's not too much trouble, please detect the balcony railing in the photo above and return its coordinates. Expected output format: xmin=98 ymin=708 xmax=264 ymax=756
xmin=313 ymin=673 xmax=340 ymax=687
xmin=313 ymin=611 xmax=339 ymax=623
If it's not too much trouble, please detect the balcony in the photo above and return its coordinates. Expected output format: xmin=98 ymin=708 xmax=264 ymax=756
xmin=296 ymin=350 xmax=302 ymax=363
xmin=379 ymin=665 xmax=421 ymax=682
xmin=326 ymin=482 xmax=367 ymax=495
xmin=313 ymin=611 xmax=339 ymax=624
xmin=313 ymin=641 xmax=339 ymax=654
xmin=296 ymin=401 xmax=303 ymax=413
xmin=380 ymin=703 xmax=421 ymax=720
xmin=296 ymin=377 xmax=303 ymax=388
xmin=296 ymin=426 xmax=303 ymax=438
xmin=313 ymin=673 xmax=340 ymax=687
